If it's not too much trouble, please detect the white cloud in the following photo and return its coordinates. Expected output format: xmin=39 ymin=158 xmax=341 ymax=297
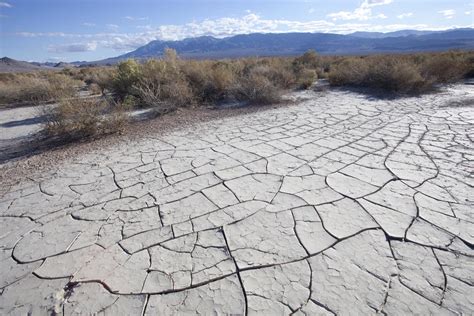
xmin=125 ymin=16 xmax=148 ymax=21
xmin=46 ymin=56 xmax=64 ymax=62
xmin=309 ymin=8 xmax=315 ymax=14
xmin=106 ymin=24 xmax=119 ymax=30
xmin=327 ymin=0 xmax=392 ymax=21
xmin=82 ymin=22 xmax=96 ymax=27
xmin=397 ymin=12 xmax=413 ymax=19
xmin=17 ymin=32 xmax=68 ymax=37
xmin=48 ymin=42 xmax=97 ymax=53
xmin=14 ymin=13 xmax=474 ymax=53
xmin=438 ymin=9 xmax=456 ymax=19
xmin=0 ymin=2 xmax=12 ymax=8
xmin=136 ymin=25 xmax=153 ymax=30
xmin=466 ymin=11 xmax=472 ymax=15
xmin=367 ymin=0 xmax=392 ymax=6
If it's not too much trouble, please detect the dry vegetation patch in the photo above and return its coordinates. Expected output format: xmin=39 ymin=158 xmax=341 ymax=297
xmin=0 ymin=72 xmax=81 ymax=105
xmin=43 ymin=98 xmax=126 ymax=137
xmin=328 ymin=51 xmax=473 ymax=93
xmin=3 ymin=49 xmax=473 ymax=146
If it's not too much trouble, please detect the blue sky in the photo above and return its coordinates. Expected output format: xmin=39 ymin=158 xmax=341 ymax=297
xmin=1 ymin=0 xmax=473 ymax=62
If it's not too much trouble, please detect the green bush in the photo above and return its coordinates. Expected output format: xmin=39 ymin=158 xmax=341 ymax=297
xmin=112 ymin=59 xmax=141 ymax=99
xmin=296 ymin=69 xmax=317 ymax=89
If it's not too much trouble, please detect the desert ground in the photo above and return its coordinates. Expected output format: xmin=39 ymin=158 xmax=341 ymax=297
xmin=0 ymin=82 xmax=473 ymax=314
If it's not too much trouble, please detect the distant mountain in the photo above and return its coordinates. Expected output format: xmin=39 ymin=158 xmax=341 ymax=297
xmin=0 ymin=58 xmax=78 ymax=72
xmin=349 ymin=30 xmax=436 ymax=38
xmin=30 ymin=61 xmax=57 ymax=68
xmin=0 ymin=57 xmax=46 ymax=73
xmin=54 ymin=62 xmax=75 ymax=68
xmin=90 ymin=28 xmax=474 ymax=65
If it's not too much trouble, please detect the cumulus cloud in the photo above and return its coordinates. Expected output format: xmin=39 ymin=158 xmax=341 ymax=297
xmin=82 ymin=22 xmax=96 ymax=27
xmin=327 ymin=0 xmax=392 ymax=21
xmin=438 ymin=9 xmax=456 ymax=19
xmin=48 ymin=42 xmax=97 ymax=53
xmin=0 ymin=2 xmax=12 ymax=8
xmin=397 ymin=12 xmax=413 ymax=19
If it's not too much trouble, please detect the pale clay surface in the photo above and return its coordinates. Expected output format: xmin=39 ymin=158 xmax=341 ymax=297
xmin=0 ymin=86 xmax=473 ymax=315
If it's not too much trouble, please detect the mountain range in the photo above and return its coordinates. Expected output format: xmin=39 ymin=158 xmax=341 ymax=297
xmin=0 ymin=57 xmax=48 ymax=72
xmin=95 ymin=28 xmax=474 ymax=64
xmin=2 ymin=28 xmax=473 ymax=71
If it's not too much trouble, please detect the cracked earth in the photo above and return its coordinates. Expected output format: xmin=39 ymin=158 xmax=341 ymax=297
xmin=1 ymin=86 xmax=473 ymax=315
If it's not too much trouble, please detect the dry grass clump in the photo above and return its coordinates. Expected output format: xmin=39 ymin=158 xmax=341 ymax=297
xmin=329 ymin=56 xmax=421 ymax=93
xmin=0 ymin=72 xmax=80 ymax=105
xmin=88 ymin=83 xmax=102 ymax=95
xmin=43 ymin=98 xmax=126 ymax=137
xmin=110 ymin=50 xmax=302 ymax=110
xmin=83 ymin=67 xmax=116 ymax=95
xmin=135 ymin=52 xmax=195 ymax=110
xmin=233 ymin=67 xmax=282 ymax=105
xmin=296 ymin=69 xmax=318 ymax=89
xmin=419 ymin=53 xmax=469 ymax=84
xmin=182 ymin=60 xmax=237 ymax=102
xmin=329 ymin=51 xmax=473 ymax=94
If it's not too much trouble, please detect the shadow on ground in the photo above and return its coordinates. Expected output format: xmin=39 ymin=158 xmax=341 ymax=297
xmin=0 ymin=115 xmax=48 ymax=128
xmin=0 ymin=134 xmax=84 ymax=163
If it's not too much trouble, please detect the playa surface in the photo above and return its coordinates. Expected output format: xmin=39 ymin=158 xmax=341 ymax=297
xmin=1 ymin=85 xmax=473 ymax=315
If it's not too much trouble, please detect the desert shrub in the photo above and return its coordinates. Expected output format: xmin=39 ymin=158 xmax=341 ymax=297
xmin=134 ymin=54 xmax=195 ymax=110
xmin=60 ymin=67 xmax=79 ymax=78
xmin=0 ymin=76 xmax=49 ymax=104
xmin=253 ymin=61 xmax=296 ymax=89
xmin=419 ymin=54 xmax=468 ymax=83
xmin=122 ymin=95 xmax=141 ymax=109
xmin=208 ymin=62 xmax=237 ymax=99
xmin=329 ymin=56 xmax=429 ymax=93
xmin=367 ymin=57 xmax=428 ymax=93
xmin=328 ymin=57 xmax=369 ymax=86
xmin=112 ymin=59 xmax=141 ymax=99
xmin=329 ymin=51 xmax=473 ymax=94
xmin=88 ymin=83 xmax=102 ymax=95
xmin=296 ymin=68 xmax=317 ymax=89
xmin=46 ymin=73 xmax=79 ymax=99
xmin=292 ymin=50 xmax=326 ymax=80
xmin=135 ymin=75 xmax=194 ymax=111
xmin=293 ymin=50 xmax=320 ymax=68
xmin=44 ymin=98 xmax=126 ymax=137
xmin=181 ymin=60 xmax=237 ymax=102
xmin=234 ymin=70 xmax=281 ymax=105
xmin=0 ymin=72 xmax=78 ymax=104
xmin=84 ymin=68 xmax=115 ymax=94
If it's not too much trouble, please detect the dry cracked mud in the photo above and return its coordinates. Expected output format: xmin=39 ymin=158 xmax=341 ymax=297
xmin=1 ymin=86 xmax=473 ymax=315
